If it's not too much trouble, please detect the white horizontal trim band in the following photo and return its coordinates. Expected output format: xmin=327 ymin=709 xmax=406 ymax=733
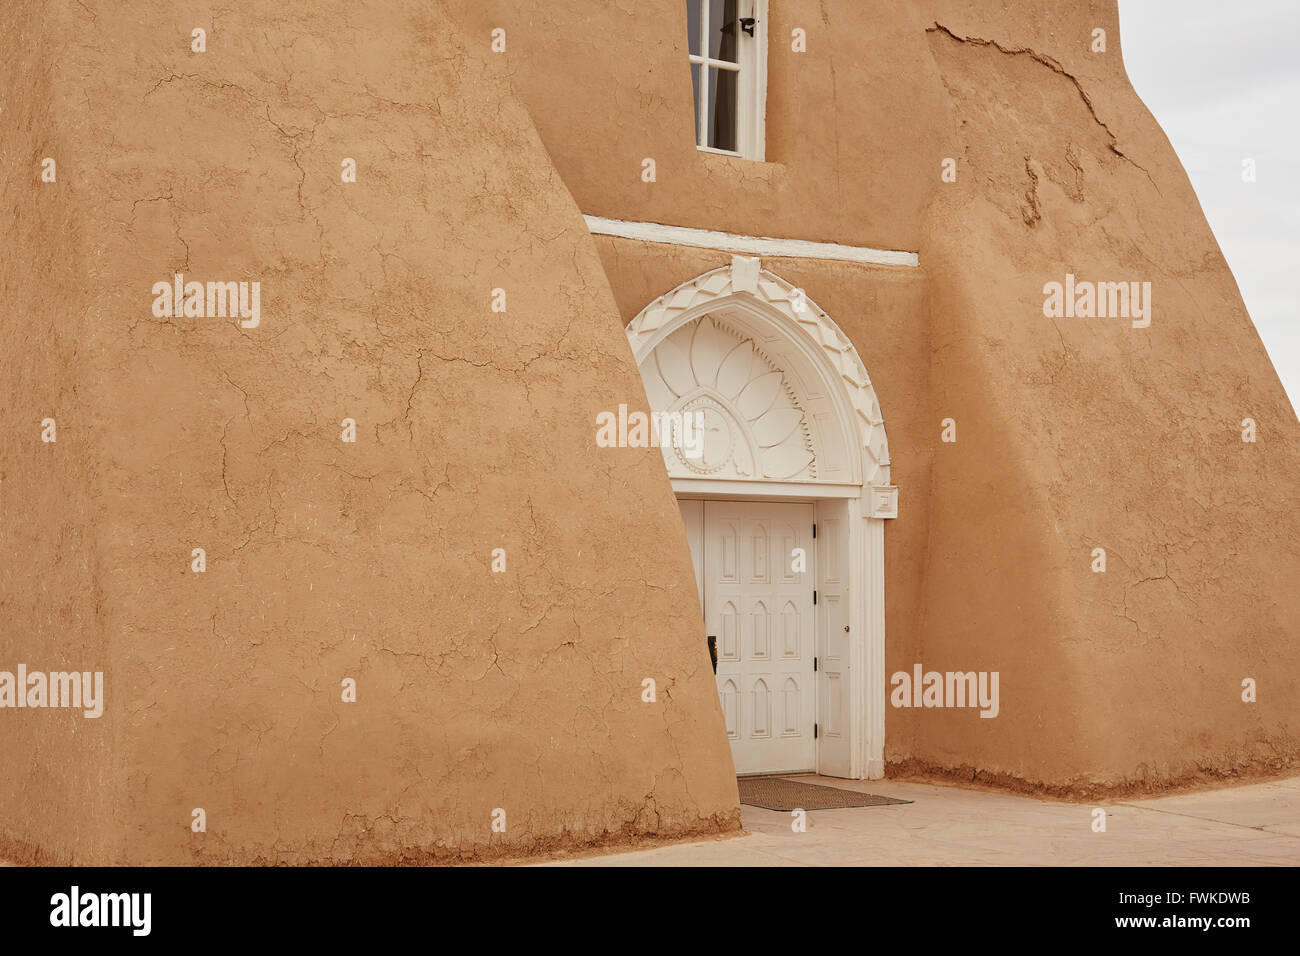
xmin=583 ymin=215 xmax=920 ymax=267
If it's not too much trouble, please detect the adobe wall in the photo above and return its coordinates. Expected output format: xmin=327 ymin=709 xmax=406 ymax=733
xmin=459 ymin=0 xmax=949 ymax=252
xmin=907 ymin=0 xmax=1300 ymax=793
xmin=495 ymin=0 xmax=1300 ymax=794
xmin=1 ymin=0 xmax=739 ymax=864
xmin=0 ymin=1 xmax=117 ymax=864
xmin=3 ymin=0 xmax=1297 ymax=871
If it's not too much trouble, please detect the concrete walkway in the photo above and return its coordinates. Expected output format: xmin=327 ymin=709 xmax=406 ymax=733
xmin=4 ymin=774 xmax=1294 ymax=866
xmin=543 ymin=773 xmax=1300 ymax=866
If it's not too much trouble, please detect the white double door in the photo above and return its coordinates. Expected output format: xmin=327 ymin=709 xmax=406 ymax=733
xmin=678 ymin=499 xmax=820 ymax=775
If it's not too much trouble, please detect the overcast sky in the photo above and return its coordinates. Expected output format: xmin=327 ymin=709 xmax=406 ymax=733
xmin=1118 ymin=0 xmax=1299 ymax=412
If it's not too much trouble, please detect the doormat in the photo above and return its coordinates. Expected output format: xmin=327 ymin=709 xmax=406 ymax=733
xmin=738 ymin=776 xmax=911 ymax=811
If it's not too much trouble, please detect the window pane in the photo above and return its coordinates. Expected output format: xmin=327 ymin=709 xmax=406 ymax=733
xmin=690 ymin=62 xmax=703 ymax=145
xmin=687 ymin=0 xmax=702 ymax=55
xmin=709 ymin=0 xmax=739 ymax=63
xmin=708 ymin=65 xmax=738 ymax=152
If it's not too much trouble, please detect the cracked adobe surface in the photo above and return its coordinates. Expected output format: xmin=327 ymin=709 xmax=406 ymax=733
xmin=1 ymin=0 xmax=1297 ymax=864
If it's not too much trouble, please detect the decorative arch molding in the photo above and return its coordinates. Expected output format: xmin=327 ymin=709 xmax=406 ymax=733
xmin=626 ymin=256 xmax=894 ymax=781
xmin=625 ymin=256 xmax=897 ymax=515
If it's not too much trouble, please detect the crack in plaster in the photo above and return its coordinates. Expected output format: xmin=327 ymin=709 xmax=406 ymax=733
xmin=928 ymin=22 xmax=1160 ymax=192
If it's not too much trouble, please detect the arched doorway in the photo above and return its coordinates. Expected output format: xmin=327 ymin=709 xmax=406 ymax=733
xmin=627 ymin=256 xmax=897 ymax=779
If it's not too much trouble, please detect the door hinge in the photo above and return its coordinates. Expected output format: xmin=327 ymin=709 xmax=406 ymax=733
xmin=813 ymin=656 xmax=818 ymax=672
xmin=814 ymin=722 xmax=819 ymax=740
xmin=813 ymin=589 xmax=817 ymax=605
xmin=812 ymin=523 xmax=817 ymax=539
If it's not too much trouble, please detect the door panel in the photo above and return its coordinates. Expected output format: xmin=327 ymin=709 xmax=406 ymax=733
xmin=703 ymin=500 xmax=816 ymax=774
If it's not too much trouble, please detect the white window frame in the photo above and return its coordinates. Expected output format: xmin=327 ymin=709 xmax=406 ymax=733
xmin=687 ymin=0 xmax=768 ymax=161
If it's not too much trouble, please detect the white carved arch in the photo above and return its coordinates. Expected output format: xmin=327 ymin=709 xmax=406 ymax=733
xmin=627 ymin=256 xmax=894 ymax=781
xmin=625 ymin=256 xmax=895 ymax=513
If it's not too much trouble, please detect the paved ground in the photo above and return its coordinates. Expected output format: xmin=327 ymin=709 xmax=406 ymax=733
xmin=5 ymin=774 xmax=1294 ymax=866
xmin=542 ymin=773 xmax=1300 ymax=866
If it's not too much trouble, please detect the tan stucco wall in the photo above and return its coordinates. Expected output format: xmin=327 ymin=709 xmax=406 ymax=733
xmin=461 ymin=0 xmax=949 ymax=252
xmin=501 ymin=0 xmax=1300 ymax=795
xmin=2 ymin=0 xmax=1297 ymax=866
xmin=1 ymin=0 xmax=738 ymax=864
xmin=909 ymin=0 xmax=1300 ymax=792
xmin=0 ymin=1 xmax=118 ymax=864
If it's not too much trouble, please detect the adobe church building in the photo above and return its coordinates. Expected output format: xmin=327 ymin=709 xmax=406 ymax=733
xmin=1 ymin=0 xmax=1296 ymax=864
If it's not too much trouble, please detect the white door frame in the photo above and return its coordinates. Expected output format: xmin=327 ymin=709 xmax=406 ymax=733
xmin=627 ymin=256 xmax=897 ymax=780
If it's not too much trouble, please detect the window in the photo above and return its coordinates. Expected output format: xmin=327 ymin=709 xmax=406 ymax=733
xmin=686 ymin=0 xmax=767 ymax=160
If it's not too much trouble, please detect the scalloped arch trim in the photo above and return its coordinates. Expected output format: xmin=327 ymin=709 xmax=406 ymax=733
xmin=625 ymin=256 xmax=891 ymax=489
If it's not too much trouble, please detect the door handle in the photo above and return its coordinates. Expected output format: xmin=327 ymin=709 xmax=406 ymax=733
xmin=707 ymin=635 xmax=718 ymax=673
